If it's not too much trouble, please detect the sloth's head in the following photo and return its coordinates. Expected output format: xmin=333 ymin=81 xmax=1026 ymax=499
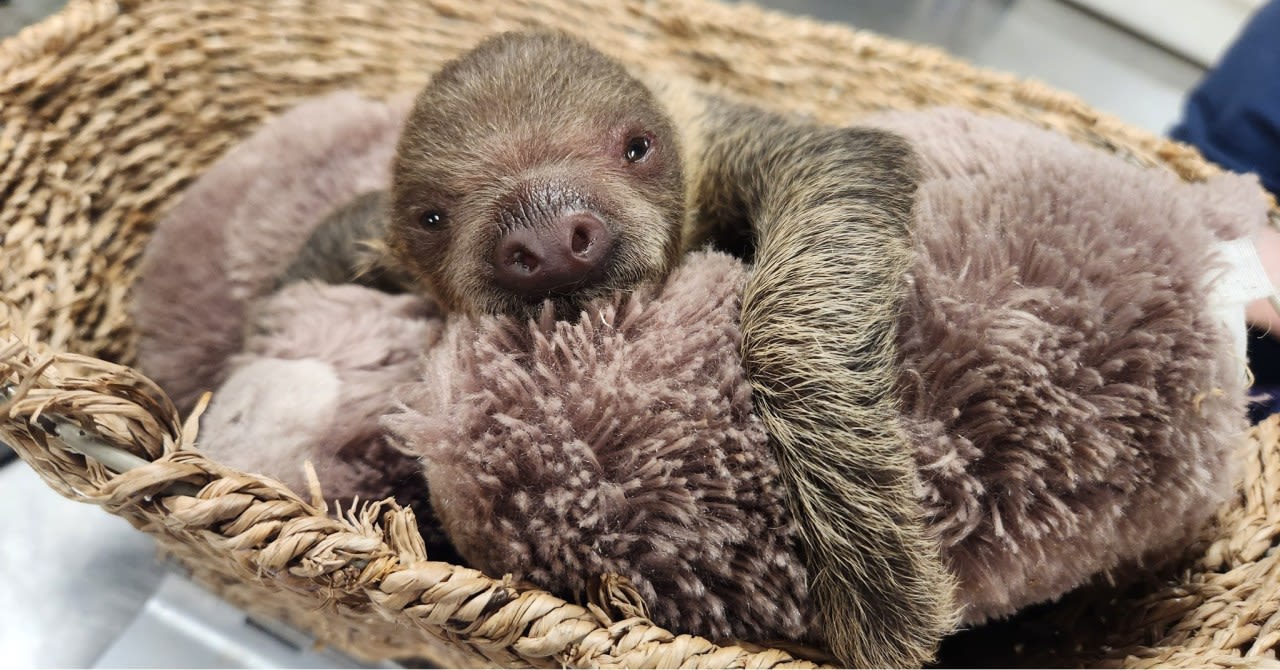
xmin=388 ymin=31 xmax=686 ymax=319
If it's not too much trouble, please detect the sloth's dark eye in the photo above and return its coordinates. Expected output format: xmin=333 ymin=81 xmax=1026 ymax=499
xmin=419 ymin=211 xmax=445 ymax=228
xmin=624 ymin=135 xmax=652 ymax=163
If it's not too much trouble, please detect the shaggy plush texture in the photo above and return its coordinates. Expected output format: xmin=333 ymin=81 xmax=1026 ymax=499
xmin=384 ymin=252 xmax=814 ymax=643
xmin=872 ymin=108 xmax=1263 ymax=622
xmin=134 ymin=91 xmax=1270 ymax=656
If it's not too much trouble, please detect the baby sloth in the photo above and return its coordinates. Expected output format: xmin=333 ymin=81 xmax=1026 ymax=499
xmin=282 ymin=32 xmax=684 ymax=318
xmin=279 ymin=29 xmax=944 ymax=670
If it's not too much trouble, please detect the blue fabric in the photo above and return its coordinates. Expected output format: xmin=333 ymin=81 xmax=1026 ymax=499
xmin=1171 ymin=2 xmax=1280 ymax=421
xmin=1170 ymin=0 xmax=1280 ymax=196
xmin=1248 ymin=327 xmax=1280 ymax=422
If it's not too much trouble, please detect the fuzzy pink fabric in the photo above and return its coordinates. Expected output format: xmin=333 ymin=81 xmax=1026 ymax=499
xmin=131 ymin=92 xmax=445 ymax=531
xmin=872 ymin=108 xmax=1264 ymax=622
xmin=133 ymin=92 xmax=1271 ymax=653
xmin=384 ymin=252 xmax=813 ymax=641
xmin=133 ymin=91 xmax=409 ymax=413
xmin=200 ymin=282 xmax=441 ymax=497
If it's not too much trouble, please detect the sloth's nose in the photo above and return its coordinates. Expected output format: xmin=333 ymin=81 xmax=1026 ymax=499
xmin=492 ymin=212 xmax=613 ymax=298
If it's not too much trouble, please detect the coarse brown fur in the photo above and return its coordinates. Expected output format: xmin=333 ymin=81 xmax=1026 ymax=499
xmin=704 ymin=107 xmax=957 ymax=666
xmin=276 ymin=190 xmax=413 ymax=293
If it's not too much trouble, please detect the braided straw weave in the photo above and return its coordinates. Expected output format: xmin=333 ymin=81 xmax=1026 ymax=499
xmin=3 ymin=0 xmax=1280 ymax=667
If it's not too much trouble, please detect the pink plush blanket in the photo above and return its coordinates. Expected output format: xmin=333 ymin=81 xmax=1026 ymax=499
xmin=133 ymin=91 xmax=1271 ymax=653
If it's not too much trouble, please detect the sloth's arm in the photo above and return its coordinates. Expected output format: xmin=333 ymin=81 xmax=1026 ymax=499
xmin=692 ymin=103 xmax=954 ymax=669
xmin=276 ymin=190 xmax=413 ymax=294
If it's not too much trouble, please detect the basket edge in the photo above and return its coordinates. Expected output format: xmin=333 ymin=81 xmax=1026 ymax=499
xmin=0 ymin=0 xmax=123 ymax=75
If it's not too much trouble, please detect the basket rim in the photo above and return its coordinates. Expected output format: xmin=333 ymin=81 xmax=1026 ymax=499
xmin=4 ymin=0 xmax=1272 ymax=221
xmin=0 ymin=0 xmax=123 ymax=78
xmin=2 ymin=0 xmax=1279 ymax=667
xmin=0 ymin=327 xmax=827 ymax=667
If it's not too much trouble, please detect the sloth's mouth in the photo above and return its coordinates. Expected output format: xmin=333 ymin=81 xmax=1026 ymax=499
xmin=507 ymin=284 xmax=617 ymax=322
xmin=486 ymin=233 xmax=679 ymax=323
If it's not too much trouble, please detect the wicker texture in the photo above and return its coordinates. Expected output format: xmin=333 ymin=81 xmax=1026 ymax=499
xmin=2 ymin=0 xmax=1280 ymax=667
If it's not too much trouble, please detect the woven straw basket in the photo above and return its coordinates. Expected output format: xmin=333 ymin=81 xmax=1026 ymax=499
xmin=5 ymin=0 xmax=1280 ymax=667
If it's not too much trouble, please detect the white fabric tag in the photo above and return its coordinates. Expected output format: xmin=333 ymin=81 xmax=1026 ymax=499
xmin=1208 ymin=236 xmax=1276 ymax=380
